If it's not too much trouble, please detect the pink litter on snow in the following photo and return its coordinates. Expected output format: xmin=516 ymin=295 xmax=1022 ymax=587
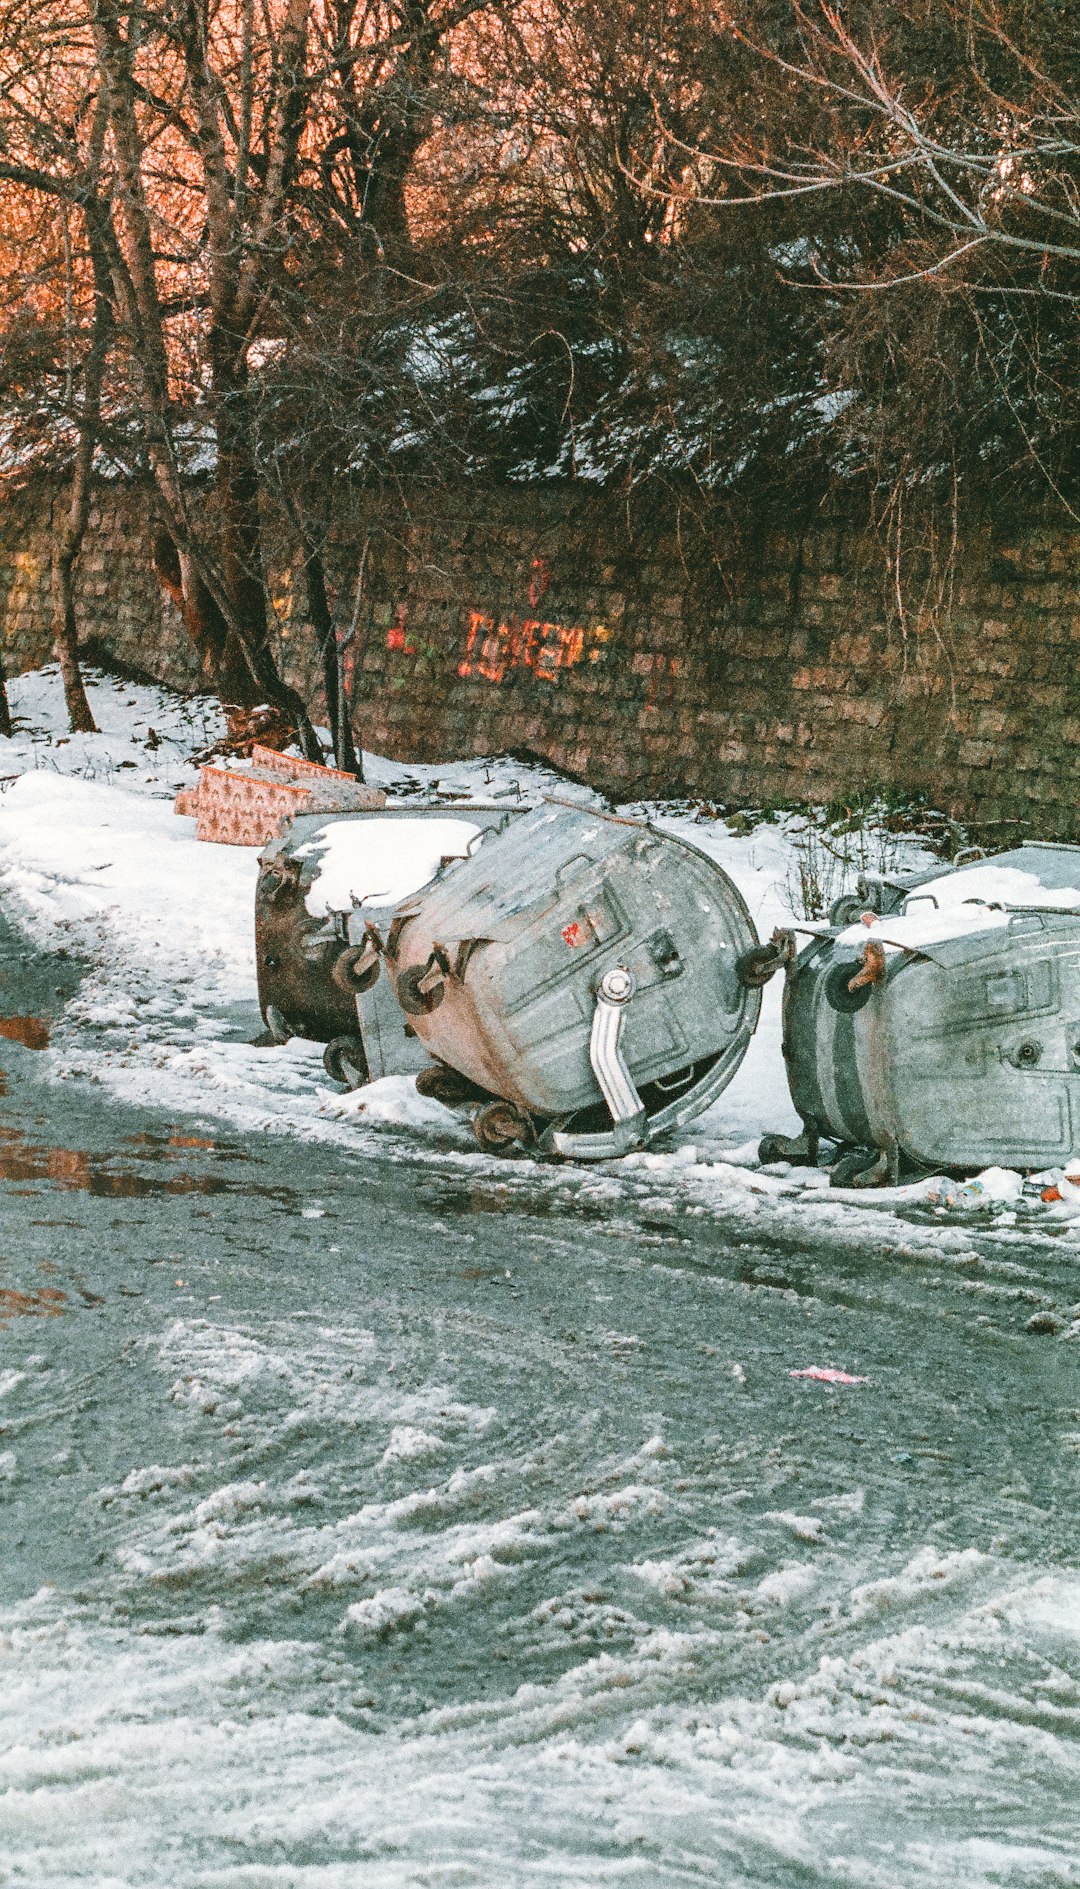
xmin=789 ymin=1367 xmax=869 ymax=1385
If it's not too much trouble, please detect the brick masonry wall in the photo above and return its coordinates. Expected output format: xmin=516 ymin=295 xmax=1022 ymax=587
xmin=2 ymin=476 xmax=1076 ymax=836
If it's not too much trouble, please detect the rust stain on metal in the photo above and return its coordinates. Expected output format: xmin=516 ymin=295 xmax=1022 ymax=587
xmin=848 ymin=940 xmax=888 ymax=992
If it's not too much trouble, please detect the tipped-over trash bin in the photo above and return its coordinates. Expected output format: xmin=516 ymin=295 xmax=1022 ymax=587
xmin=757 ymin=842 xmax=1080 ymax=1184
xmin=255 ymin=805 xmax=526 ymax=1086
xmin=380 ymin=799 xmax=762 ymax=1158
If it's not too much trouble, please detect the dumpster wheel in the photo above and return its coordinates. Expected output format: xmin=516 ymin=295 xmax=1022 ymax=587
xmin=323 ymin=1034 xmax=369 ymax=1089
xmin=824 ymin=961 xmax=874 ymax=1013
xmin=471 ymin=1099 xmax=533 ymax=1153
xmin=264 ymin=1003 xmax=292 ymax=1044
xmin=758 ymin=1123 xmax=820 ymax=1166
xmin=828 ymin=892 xmax=866 ymax=928
xmin=331 ymin=945 xmax=381 ymax=995
xmin=396 ymin=964 xmax=446 ymax=1015
xmin=830 ymin=1144 xmax=897 ymax=1188
xmin=736 ymin=930 xmax=796 ymax=989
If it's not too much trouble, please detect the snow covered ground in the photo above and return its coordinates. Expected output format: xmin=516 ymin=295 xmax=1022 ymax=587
xmin=5 ymin=668 xmax=1080 ymax=1889
xmin=0 ymin=663 xmax=1074 ymax=1239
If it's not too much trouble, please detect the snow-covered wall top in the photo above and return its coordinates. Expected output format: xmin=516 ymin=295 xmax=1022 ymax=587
xmin=2 ymin=476 xmax=1076 ymax=838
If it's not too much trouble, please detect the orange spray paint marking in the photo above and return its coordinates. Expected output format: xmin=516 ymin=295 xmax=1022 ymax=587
xmin=528 ymin=558 xmax=552 ymax=608
xmin=459 ymin=608 xmax=607 ymax=683
xmin=386 ymin=603 xmax=415 ymax=654
xmin=531 ymin=623 xmax=563 ymax=683
xmin=458 ymin=610 xmax=492 ymax=678
xmin=477 ymin=620 xmax=510 ymax=684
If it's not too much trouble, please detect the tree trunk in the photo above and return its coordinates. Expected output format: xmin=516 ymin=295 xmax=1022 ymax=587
xmin=152 ymin=523 xmax=324 ymax=761
xmin=52 ymin=542 xmax=97 ymax=733
xmin=51 ymin=421 xmax=101 ymax=734
xmin=91 ymin=0 xmax=322 ymax=762
xmin=0 ymin=652 xmax=12 ymax=740
xmin=210 ymin=343 xmax=273 ymax=694
xmin=206 ymin=342 xmax=324 ymax=760
xmin=151 ymin=531 xmax=260 ymax=713
xmin=302 ymin=535 xmax=360 ymax=776
xmin=49 ymin=127 xmax=116 ymax=734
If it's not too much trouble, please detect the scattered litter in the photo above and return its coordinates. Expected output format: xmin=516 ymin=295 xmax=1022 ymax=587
xmin=789 ymin=1368 xmax=869 ymax=1385
xmin=927 ymin=1166 xmax=1024 ymax=1211
xmin=1023 ymin=1167 xmax=1080 ymax=1208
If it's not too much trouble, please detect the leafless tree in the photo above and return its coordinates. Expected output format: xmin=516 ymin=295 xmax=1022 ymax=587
xmin=0 ymin=10 xmax=110 ymax=731
xmin=686 ymin=3 xmax=1080 ymax=292
xmin=50 ymin=100 xmax=113 ymax=734
xmin=1 ymin=0 xmax=523 ymax=756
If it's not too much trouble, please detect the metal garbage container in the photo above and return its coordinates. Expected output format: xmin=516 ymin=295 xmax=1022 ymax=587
xmin=758 ymin=842 xmax=1080 ymax=1183
xmin=255 ymin=804 xmax=526 ymax=1087
xmin=379 ymin=798 xmax=762 ymax=1159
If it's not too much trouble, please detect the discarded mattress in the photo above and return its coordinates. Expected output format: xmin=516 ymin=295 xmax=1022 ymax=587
xmin=758 ymin=842 xmax=1080 ymax=1183
xmin=177 ymin=744 xmax=385 ymax=846
xmin=381 ymin=799 xmax=762 ymax=1158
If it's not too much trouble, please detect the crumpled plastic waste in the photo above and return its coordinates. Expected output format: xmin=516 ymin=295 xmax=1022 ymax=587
xmin=925 ymin=1162 xmax=1080 ymax=1219
xmin=926 ymin=1165 xmax=1023 ymax=1212
xmin=789 ymin=1367 xmax=869 ymax=1385
xmin=1021 ymin=1166 xmax=1080 ymax=1207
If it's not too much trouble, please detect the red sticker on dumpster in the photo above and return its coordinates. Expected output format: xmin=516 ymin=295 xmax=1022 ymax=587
xmin=562 ymin=922 xmax=583 ymax=947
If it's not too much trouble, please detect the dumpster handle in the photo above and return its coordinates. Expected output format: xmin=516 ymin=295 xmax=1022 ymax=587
xmin=550 ymin=966 xmax=648 ymax=1159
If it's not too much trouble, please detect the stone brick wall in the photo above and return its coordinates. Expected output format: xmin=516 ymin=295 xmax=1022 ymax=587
xmin=2 ymin=475 xmax=1075 ymax=836
xmin=0 ymin=476 xmax=198 ymax=688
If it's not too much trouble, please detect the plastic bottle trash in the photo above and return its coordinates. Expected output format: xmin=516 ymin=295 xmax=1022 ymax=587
xmin=378 ymin=799 xmax=763 ymax=1159
xmin=758 ymin=843 xmax=1080 ymax=1184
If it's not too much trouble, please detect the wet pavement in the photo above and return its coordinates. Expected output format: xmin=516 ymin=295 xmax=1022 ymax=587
xmin=2 ymin=904 xmax=1080 ymax=1887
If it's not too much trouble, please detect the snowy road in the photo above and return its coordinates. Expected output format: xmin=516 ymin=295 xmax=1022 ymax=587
xmin=3 ymin=901 xmax=1080 ymax=1887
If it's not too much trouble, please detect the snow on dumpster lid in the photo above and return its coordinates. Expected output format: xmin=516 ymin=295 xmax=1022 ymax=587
xmin=837 ymin=863 xmax=1080 ymax=955
xmin=299 ymin=816 xmax=483 ymax=916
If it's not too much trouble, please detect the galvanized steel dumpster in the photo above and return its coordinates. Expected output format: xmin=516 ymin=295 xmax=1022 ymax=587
xmin=382 ymin=799 xmax=762 ymax=1159
xmin=760 ymin=843 xmax=1080 ymax=1183
xmin=255 ymin=805 xmax=526 ymax=1086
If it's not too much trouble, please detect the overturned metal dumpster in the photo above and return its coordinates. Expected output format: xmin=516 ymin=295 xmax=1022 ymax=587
xmin=381 ymin=800 xmax=762 ymax=1158
xmin=255 ymin=804 xmax=526 ymax=1086
xmin=757 ymin=843 xmax=1080 ymax=1184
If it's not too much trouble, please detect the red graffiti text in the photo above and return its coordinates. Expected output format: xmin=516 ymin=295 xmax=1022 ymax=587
xmin=457 ymin=610 xmax=611 ymax=684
